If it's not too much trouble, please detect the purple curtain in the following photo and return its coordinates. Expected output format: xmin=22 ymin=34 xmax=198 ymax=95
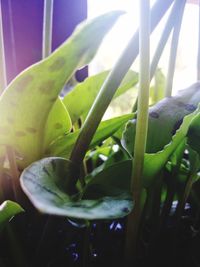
xmin=1 ymin=0 xmax=88 ymax=83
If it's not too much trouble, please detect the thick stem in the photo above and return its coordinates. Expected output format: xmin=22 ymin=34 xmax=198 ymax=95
xmin=124 ymin=1 xmax=150 ymax=265
xmin=0 ymin=0 xmax=7 ymax=93
xmin=150 ymin=0 xmax=184 ymax=80
xmin=70 ymin=0 xmax=175 ymax=173
xmin=132 ymin=0 xmax=182 ymax=112
xmin=42 ymin=0 xmax=54 ymax=59
xmin=165 ymin=0 xmax=186 ymax=97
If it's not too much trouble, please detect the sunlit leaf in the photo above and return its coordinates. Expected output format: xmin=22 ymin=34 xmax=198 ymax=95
xmin=0 ymin=11 xmax=123 ymax=169
xmin=46 ymin=114 xmax=134 ymax=158
xmin=63 ymin=70 xmax=138 ymax=123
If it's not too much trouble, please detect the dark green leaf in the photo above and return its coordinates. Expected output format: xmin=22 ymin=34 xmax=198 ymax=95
xmin=123 ymin=83 xmax=200 ymax=155
xmin=20 ymin=157 xmax=133 ymax=220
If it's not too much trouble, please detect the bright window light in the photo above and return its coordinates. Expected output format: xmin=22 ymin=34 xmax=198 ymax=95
xmin=88 ymin=0 xmax=199 ymax=93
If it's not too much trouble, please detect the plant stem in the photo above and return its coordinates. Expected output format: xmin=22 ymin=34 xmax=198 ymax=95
xmin=125 ymin=1 xmax=150 ymax=265
xmin=165 ymin=0 xmax=186 ymax=97
xmin=197 ymin=0 xmax=200 ymax=80
xmin=175 ymin=172 xmax=194 ymax=224
xmin=150 ymin=0 xmax=184 ymax=80
xmin=0 ymin=0 xmax=7 ymax=93
xmin=132 ymin=0 xmax=180 ymax=112
xmin=42 ymin=0 xmax=54 ymax=59
xmin=70 ymin=0 xmax=175 ymax=176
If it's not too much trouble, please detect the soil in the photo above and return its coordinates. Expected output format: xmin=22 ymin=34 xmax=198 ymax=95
xmin=0 ymin=203 xmax=200 ymax=267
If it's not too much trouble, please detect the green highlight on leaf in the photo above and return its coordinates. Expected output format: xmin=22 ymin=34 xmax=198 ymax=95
xmin=122 ymin=83 xmax=200 ymax=187
xmin=0 ymin=200 xmax=24 ymax=231
xmin=46 ymin=114 xmax=134 ymax=158
xmin=0 ymin=11 xmax=123 ymax=169
xmin=20 ymin=157 xmax=133 ymax=220
xmin=63 ymin=70 xmax=138 ymax=123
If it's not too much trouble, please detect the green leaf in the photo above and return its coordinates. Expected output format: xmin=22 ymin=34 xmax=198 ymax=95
xmin=43 ymin=98 xmax=72 ymax=149
xmin=63 ymin=70 xmax=138 ymax=123
xmin=46 ymin=114 xmax=134 ymax=158
xmin=0 ymin=201 xmax=24 ymax=231
xmin=84 ymin=160 xmax=132 ymax=196
xmin=123 ymin=83 xmax=200 ymax=155
xmin=20 ymin=157 xmax=133 ymax=220
xmin=0 ymin=11 xmax=123 ymax=169
xmin=187 ymin=112 xmax=200 ymax=156
xmin=142 ymin=106 xmax=200 ymax=187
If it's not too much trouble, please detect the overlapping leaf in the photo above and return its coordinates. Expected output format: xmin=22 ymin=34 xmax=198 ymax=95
xmin=123 ymin=83 xmax=200 ymax=155
xmin=46 ymin=114 xmax=134 ymax=158
xmin=122 ymin=83 xmax=200 ymax=187
xmin=0 ymin=11 xmax=123 ymax=169
xmin=63 ymin=70 xmax=138 ymax=123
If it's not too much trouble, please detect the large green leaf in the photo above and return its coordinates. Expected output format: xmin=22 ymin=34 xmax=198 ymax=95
xmin=46 ymin=114 xmax=134 ymax=158
xmin=123 ymin=83 xmax=200 ymax=155
xmin=0 ymin=11 xmax=123 ymax=169
xmin=187 ymin=112 xmax=200 ymax=156
xmin=85 ymin=104 xmax=199 ymax=191
xmin=20 ymin=157 xmax=133 ymax=220
xmin=0 ymin=201 xmax=24 ymax=231
xmin=63 ymin=70 xmax=138 ymax=123
xmin=142 ymin=106 xmax=200 ymax=187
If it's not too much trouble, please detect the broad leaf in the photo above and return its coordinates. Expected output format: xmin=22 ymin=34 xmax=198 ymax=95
xmin=0 ymin=200 xmax=24 ymax=231
xmin=20 ymin=157 xmax=133 ymax=220
xmin=46 ymin=114 xmax=134 ymax=158
xmin=123 ymin=83 xmax=200 ymax=155
xmin=63 ymin=70 xmax=138 ymax=123
xmin=0 ymin=11 xmax=123 ymax=169
xmin=142 ymin=106 xmax=200 ymax=187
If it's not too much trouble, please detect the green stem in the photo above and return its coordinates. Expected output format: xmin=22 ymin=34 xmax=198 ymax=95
xmin=165 ymin=0 xmax=186 ymax=97
xmin=125 ymin=1 xmax=150 ymax=265
xmin=150 ymin=0 xmax=184 ymax=80
xmin=70 ymin=0 xmax=175 ymax=174
xmin=132 ymin=0 xmax=180 ymax=112
xmin=175 ymin=172 xmax=194 ymax=224
xmin=0 ymin=0 xmax=7 ymax=93
xmin=197 ymin=0 xmax=200 ymax=80
xmin=42 ymin=0 xmax=54 ymax=59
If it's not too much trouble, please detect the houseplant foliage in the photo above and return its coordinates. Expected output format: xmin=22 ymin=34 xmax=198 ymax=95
xmin=1 ymin=0 xmax=200 ymax=266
